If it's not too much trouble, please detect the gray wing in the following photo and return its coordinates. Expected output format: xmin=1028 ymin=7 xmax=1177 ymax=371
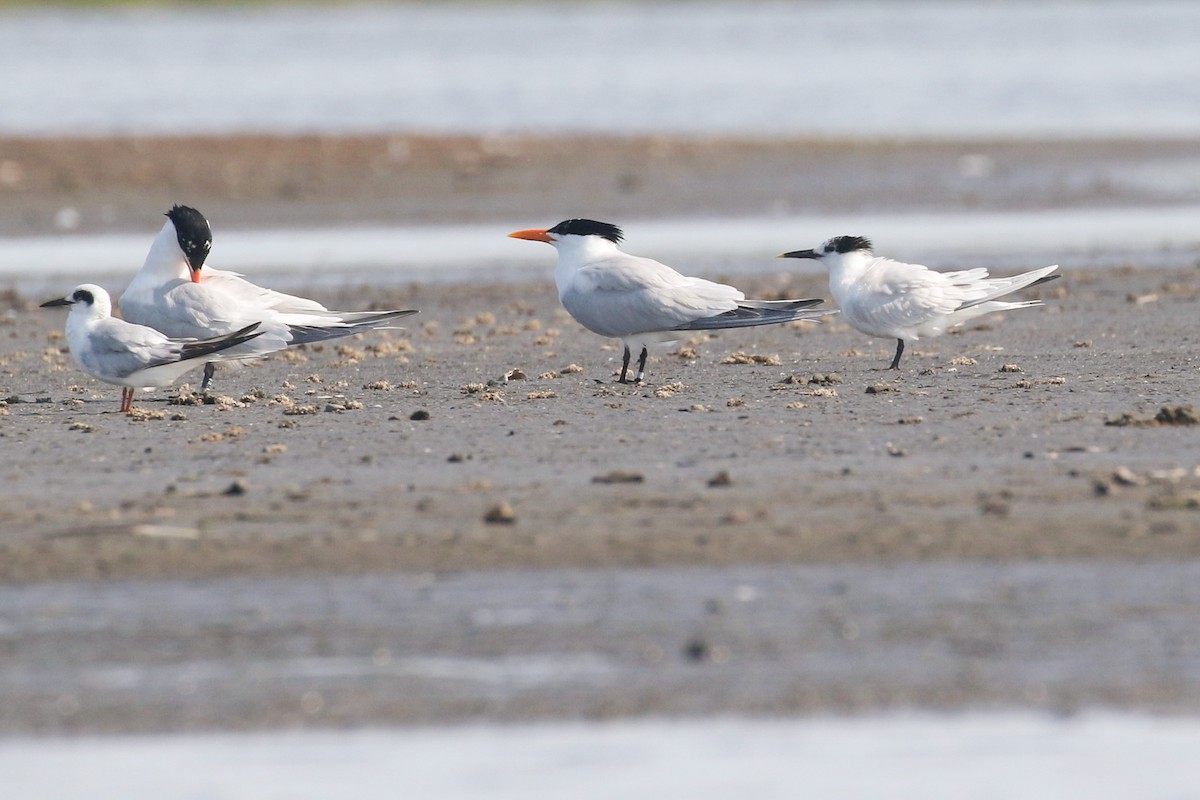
xmin=79 ymin=319 xmax=183 ymax=379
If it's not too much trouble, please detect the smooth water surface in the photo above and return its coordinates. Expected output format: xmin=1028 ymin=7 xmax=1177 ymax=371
xmin=2 ymin=1 xmax=1198 ymax=138
xmin=4 ymin=713 xmax=1200 ymax=800
xmin=4 ymin=205 xmax=1198 ymax=295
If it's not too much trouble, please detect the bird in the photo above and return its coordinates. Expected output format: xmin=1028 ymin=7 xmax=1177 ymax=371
xmin=509 ymin=219 xmax=834 ymax=383
xmin=779 ymin=236 xmax=1059 ymax=370
xmin=41 ymin=284 xmax=264 ymax=413
xmin=119 ymin=205 xmax=418 ymax=391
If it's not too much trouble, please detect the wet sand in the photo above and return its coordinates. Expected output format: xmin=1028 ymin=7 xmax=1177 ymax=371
xmin=1 ymin=134 xmax=1199 ymax=733
xmin=3 ymin=134 xmax=1200 ymax=236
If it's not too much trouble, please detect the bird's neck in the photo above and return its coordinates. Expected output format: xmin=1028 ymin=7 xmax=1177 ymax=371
xmin=553 ymin=237 xmax=620 ymax=288
xmin=66 ymin=304 xmax=108 ymax=341
xmin=135 ymin=222 xmax=192 ymax=284
xmin=826 ymin=252 xmax=875 ymax=292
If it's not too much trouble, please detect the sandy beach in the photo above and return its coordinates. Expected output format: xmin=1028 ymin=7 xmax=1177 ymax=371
xmin=2 ymin=134 xmax=1199 ymax=734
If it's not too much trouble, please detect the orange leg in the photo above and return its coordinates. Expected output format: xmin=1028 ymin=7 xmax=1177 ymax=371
xmin=120 ymin=387 xmax=134 ymax=413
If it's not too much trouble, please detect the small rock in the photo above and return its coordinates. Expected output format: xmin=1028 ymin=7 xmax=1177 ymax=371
xmin=683 ymin=637 xmax=711 ymax=663
xmin=592 ymin=470 xmax=644 ymax=484
xmin=484 ymin=501 xmax=517 ymax=524
xmin=1148 ymin=492 xmax=1200 ymax=510
xmin=122 ymin=406 xmax=164 ymax=421
xmin=224 ymin=480 xmax=248 ymax=496
xmin=282 ymin=404 xmax=320 ymax=416
xmin=1112 ymin=467 xmax=1146 ymax=487
xmin=865 ymin=383 xmax=895 ymax=394
xmin=998 ymin=364 xmax=1023 ymax=373
xmin=707 ymin=470 xmax=733 ymax=488
xmin=505 ymin=368 xmax=528 ymax=381
xmin=410 ymin=409 xmax=431 ymax=421
xmin=978 ymin=494 xmax=1010 ymax=516
xmin=721 ymin=352 xmax=781 ymax=366
xmin=1156 ymin=405 xmax=1198 ymax=426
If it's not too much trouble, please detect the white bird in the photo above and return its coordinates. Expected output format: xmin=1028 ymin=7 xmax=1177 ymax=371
xmin=780 ymin=236 xmax=1059 ymax=369
xmin=41 ymin=284 xmax=263 ymax=413
xmin=119 ymin=205 xmax=418 ymax=390
xmin=510 ymin=219 xmax=834 ymax=383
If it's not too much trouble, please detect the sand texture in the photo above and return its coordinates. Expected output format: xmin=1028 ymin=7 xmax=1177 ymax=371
xmin=1 ymin=134 xmax=1199 ymax=733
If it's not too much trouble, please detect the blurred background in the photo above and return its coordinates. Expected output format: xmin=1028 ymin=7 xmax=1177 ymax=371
xmin=1 ymin=0 xmax=1198 ymax=289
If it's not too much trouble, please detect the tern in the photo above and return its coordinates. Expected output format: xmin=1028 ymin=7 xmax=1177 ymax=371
xmin=119 ymin=205 xmax=418 ymax=390
xmin=41 ymin=284 xmax=263 ymax=413
xmin=510 ymin=219 xmax=834 ymax=383
xmin=780 ymin=236 xmax=1059 ymax=369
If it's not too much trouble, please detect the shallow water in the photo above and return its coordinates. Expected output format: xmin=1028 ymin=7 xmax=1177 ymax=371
xmin=4 ymin=713 xmax=1200 ymax=799
xmin=4 ymin=562 xmax=1200 ymax=735
xmin=5 ymin=204 xmax=1199 ymax=296
xmin=2 ymin=1 xmax=1198 ymax=138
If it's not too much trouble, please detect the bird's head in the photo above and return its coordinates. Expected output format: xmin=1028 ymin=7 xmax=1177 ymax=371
xmin=40 ymin=283 xmax=111 ymax=316
xmin=779 ymin=235 xmax=873 ymax=263
xmin=165 ymin=205 xmax=213 ymax=283
xmin=508 ymin=219 xmax=624 ymax=248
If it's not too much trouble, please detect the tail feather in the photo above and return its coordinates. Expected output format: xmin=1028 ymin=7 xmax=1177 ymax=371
xmin=673 ymin=301 xmax=835 ymax=332
xmin=959 ymin=265 xmax=1059 ymax=311
xmin=286 ymin=309 xmax=418 ymax=345
xmin=178 ymin=322 xmax=264 ymax=362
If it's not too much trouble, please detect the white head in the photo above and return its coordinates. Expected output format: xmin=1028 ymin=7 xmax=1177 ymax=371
xmin=779 ymin=235 xmax=873 ymax=268
xmin=40 ymin=283 xmax=113 ymax=319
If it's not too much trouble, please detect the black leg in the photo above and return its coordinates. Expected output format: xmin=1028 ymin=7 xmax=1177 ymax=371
xmin=200 ymin=362 xmax=215 ymax=391
xmin=634 ymin=347 xmax=648 ymax=383
xmin=888 ymin=339 xmax=905 ymax=370
xmin=618 ymin=345 xmax=631 ymax=383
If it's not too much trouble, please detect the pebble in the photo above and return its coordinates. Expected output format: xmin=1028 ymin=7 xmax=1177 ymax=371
xmin=707 ymin=470 xmax=733 ymax=488
xmin=592 ymin=470 xmax=644 ymax=484
xmin=484 ymin=502 xmax=517 ymax=524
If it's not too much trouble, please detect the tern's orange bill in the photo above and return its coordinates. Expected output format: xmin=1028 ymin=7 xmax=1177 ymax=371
xmin=507 ymin=228 xmax=552 ymax=243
